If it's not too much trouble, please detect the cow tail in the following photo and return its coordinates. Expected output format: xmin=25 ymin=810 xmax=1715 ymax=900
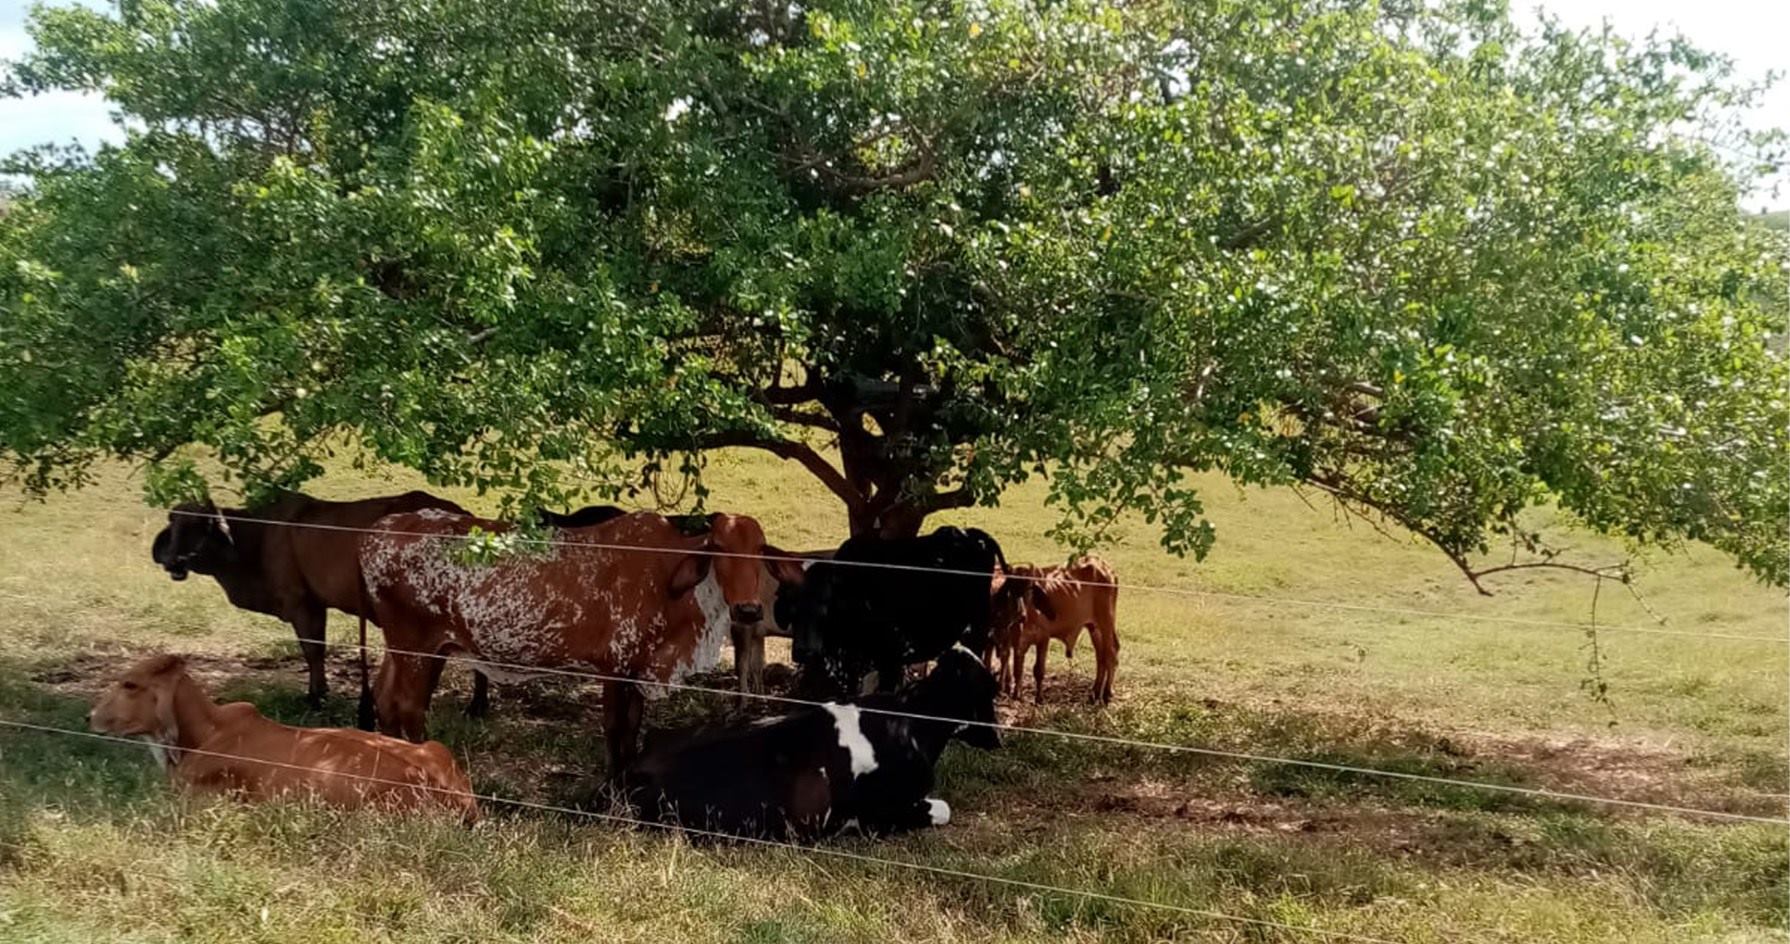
xmin=356 ymin=614 xmax=376 ymax=732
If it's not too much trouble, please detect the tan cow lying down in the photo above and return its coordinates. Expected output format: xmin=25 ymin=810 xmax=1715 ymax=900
xmin=89 ymin=654 xmax=477 ymax=820
xmin=362 ymin=509 xmax=773 ymax=775
xmin=991 ymin=557 xmax=1120 ymax=704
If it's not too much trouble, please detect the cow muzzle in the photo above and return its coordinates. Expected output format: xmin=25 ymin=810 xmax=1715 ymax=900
xmin=730 ymin=602 xmax=764 ymax=625
xmin=164 ymin=563 xmax=190 ymax=581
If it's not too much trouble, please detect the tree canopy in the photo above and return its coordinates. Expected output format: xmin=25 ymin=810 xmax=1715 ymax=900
xmin=2 ymin=0 xmax=1786 ymax=586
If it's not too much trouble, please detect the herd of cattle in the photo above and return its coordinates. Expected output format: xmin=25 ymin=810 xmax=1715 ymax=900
xmin=89 ymin=488 xmax=1121 ymax=841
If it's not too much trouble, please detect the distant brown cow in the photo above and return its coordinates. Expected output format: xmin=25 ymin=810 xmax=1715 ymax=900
xmin=362 ymin=509 xmax=773 ymax=774
xmin=990 ymin=557 xmax=1120 ymax=704
xmin=89 ymin=654 xmax=477 ymax=821
xmin=150 ymin=490 xmax=486 ymax=723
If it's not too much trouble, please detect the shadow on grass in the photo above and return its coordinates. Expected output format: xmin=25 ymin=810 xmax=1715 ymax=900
xmin=2 ymin=649 xmax=1786 ymax=934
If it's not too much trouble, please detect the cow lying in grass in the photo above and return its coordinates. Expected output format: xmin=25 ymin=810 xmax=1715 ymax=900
xmin=624 ymin=646 xmax=1000 ymax=841
xmin=89 ymin=654 xmax=478 ymax=822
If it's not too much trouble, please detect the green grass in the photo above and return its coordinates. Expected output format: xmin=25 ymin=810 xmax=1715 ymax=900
xmin=1 ymin=450 xmax=1785 ymax=942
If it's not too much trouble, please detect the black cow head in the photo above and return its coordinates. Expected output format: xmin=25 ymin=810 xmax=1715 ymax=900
xmin=915 ymin=646 xmax=1002 ymax=750
xmin=150 ymin=502 xmax=237 ymax=581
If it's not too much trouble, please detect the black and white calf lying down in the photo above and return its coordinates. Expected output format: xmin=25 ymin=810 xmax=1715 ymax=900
xmin=624 ymin=647 xmax=1001 ymax=841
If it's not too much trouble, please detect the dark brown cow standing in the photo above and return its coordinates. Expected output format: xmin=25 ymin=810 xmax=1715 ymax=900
xmin=151 ymin=491 xmax=480 ymax=723
xmin=361 ymin=509 xmax=772 ymax=774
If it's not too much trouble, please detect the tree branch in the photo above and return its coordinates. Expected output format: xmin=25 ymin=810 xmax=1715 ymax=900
xmin=694 ymin=431 xmax=863 ymax=514
xmin=770 ymin=407 xmax=839 ymax=431
xmin=762 ymin=384 xmax=819 ymax=405
xmin=1302 ymin=470 xmax=1635 ymax=596
xmin=918 ymin=487 xmax=976 ymax=514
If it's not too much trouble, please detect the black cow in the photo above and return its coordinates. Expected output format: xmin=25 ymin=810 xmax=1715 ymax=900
xmin=624 ymin=646 xmax=1000 ymax=841
xmin=150 ymin=490 xmax=479 ymax=724
xmin=782 ymin=526 xmax=1008 ymax=697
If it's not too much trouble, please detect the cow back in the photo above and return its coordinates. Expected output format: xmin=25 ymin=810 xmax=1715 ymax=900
xmin=362 ymin=510 xmax=731 ymax=687
xmin=267 ymin=491 xmax=469 ymax=618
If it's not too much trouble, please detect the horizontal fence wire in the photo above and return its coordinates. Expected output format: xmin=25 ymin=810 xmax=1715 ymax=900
xmin=0 ymin=717 xmax=1406 ymax=944
xmin=84 ymin=628 xmax=1788 ymax=826
xmin=149 ymin=507 xmax=1784 ymax=644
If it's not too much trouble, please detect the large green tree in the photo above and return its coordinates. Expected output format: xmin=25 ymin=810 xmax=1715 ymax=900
xmin=3 ymin=0 xmax=1786 ymax=586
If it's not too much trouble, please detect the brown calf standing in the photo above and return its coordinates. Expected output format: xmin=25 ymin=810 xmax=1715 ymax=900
xmin=990 ymin=557 xmax=1120 ymax=704
xmin=89 ymin=654 xmax=478 ymax=821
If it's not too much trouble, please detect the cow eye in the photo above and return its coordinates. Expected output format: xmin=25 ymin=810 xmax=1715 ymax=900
xmin=120 ymin=681 xmax=137 ymax=691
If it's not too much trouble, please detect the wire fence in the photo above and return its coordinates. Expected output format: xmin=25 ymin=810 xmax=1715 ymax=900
xmin=0 ymin=497 xmax=1782 ymax=941
xmin=0 ymin=502 xmax=1779 ymax=824
xmin=0 ymin=718 xmax=1407 ymax=944
xmin=254 ymin=632 xmax=1786 ymax=825
xmin=146 ymin=506 xmax=1785 ymax=645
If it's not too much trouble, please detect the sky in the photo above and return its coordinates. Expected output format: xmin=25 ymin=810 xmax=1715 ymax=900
xmin=1 ymin=0 xmax=1785 ymax=205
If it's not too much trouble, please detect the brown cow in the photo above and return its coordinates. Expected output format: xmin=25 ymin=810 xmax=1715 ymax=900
xmin=150 ymin=490 xmax=488 ymax=724
xmin=362 ymin=509 xmax=772 ymax=774
xmin=990 ymin=557 xmax=1120 ymax=704
xmin=89 ymin=654 xmax=477 ymax=821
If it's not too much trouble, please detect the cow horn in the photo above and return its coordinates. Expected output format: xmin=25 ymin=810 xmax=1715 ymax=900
xmin=214 ymin=506 xmax=234 ymax=543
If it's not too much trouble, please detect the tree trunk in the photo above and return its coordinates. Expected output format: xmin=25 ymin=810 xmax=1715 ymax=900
xmin=847 ymin=500 xmax=927 ymax=540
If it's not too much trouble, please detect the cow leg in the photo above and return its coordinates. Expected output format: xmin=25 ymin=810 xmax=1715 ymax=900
xmin=375 ymin=651 xmax=435 ymax=743
xmin=863 ymin=798 xmax=949 ymax=836
xmin=465 ymin=670 xmax=491 ymax=719
xmin=1091 ymin=630 xmax=1118 ymax=705
xmin=1031 ymin=641 xmax=1047 ymax=705
xmin=730 ymin=622 xmax=764 ymax=707
xmin=1009 ymin=641 xmax=1023 ymax=702
xmin=290 ymin=604 xmax=329 ymax=708
xmin=602 ymin=679 xmax=646 ymax=779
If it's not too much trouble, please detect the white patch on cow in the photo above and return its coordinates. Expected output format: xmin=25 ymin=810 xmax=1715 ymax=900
xmin=859 ymin=672 xmax=880 ymax=695
xmin=144 ymin=738 xmax=174 ymax=771
xmin=822 ymin=703 xmax=878 ymax=777
xmin=926 ymin=798 xmax=951 ymax=826
xmin=639 ymin=574 xmax=728 ymax=702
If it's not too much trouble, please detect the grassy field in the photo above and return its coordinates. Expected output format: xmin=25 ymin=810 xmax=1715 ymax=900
xmin=0 ymin=449 xmax=1785 ymax=942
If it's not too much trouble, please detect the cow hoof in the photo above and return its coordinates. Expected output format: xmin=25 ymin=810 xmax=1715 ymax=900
xmin=926 ymin=798 xmax=951 ymax=826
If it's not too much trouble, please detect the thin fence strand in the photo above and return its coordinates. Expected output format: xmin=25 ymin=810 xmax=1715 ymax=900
xmin=153 ymin=507 xmax=1783 ymax=644
xmin=160 ymin=631 xmax=1790 ymax=826
xmin=0 ymin=717 xmax=1405 ymax=944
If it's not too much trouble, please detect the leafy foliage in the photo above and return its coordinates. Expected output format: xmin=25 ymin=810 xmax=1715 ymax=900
xmin=2 ymin=0 xmax=1785 ymax=583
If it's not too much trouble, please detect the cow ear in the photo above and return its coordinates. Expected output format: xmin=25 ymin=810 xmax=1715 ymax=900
xmin=1027 ymin=584 xmax=1057 ymax=620
xmin=667 ymin=545 xmax=714 ymax=598
xmin=763 ymin=545 xmax=807 ymax=585
xmin=151 ymin=529 xmax=172 ymax=564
